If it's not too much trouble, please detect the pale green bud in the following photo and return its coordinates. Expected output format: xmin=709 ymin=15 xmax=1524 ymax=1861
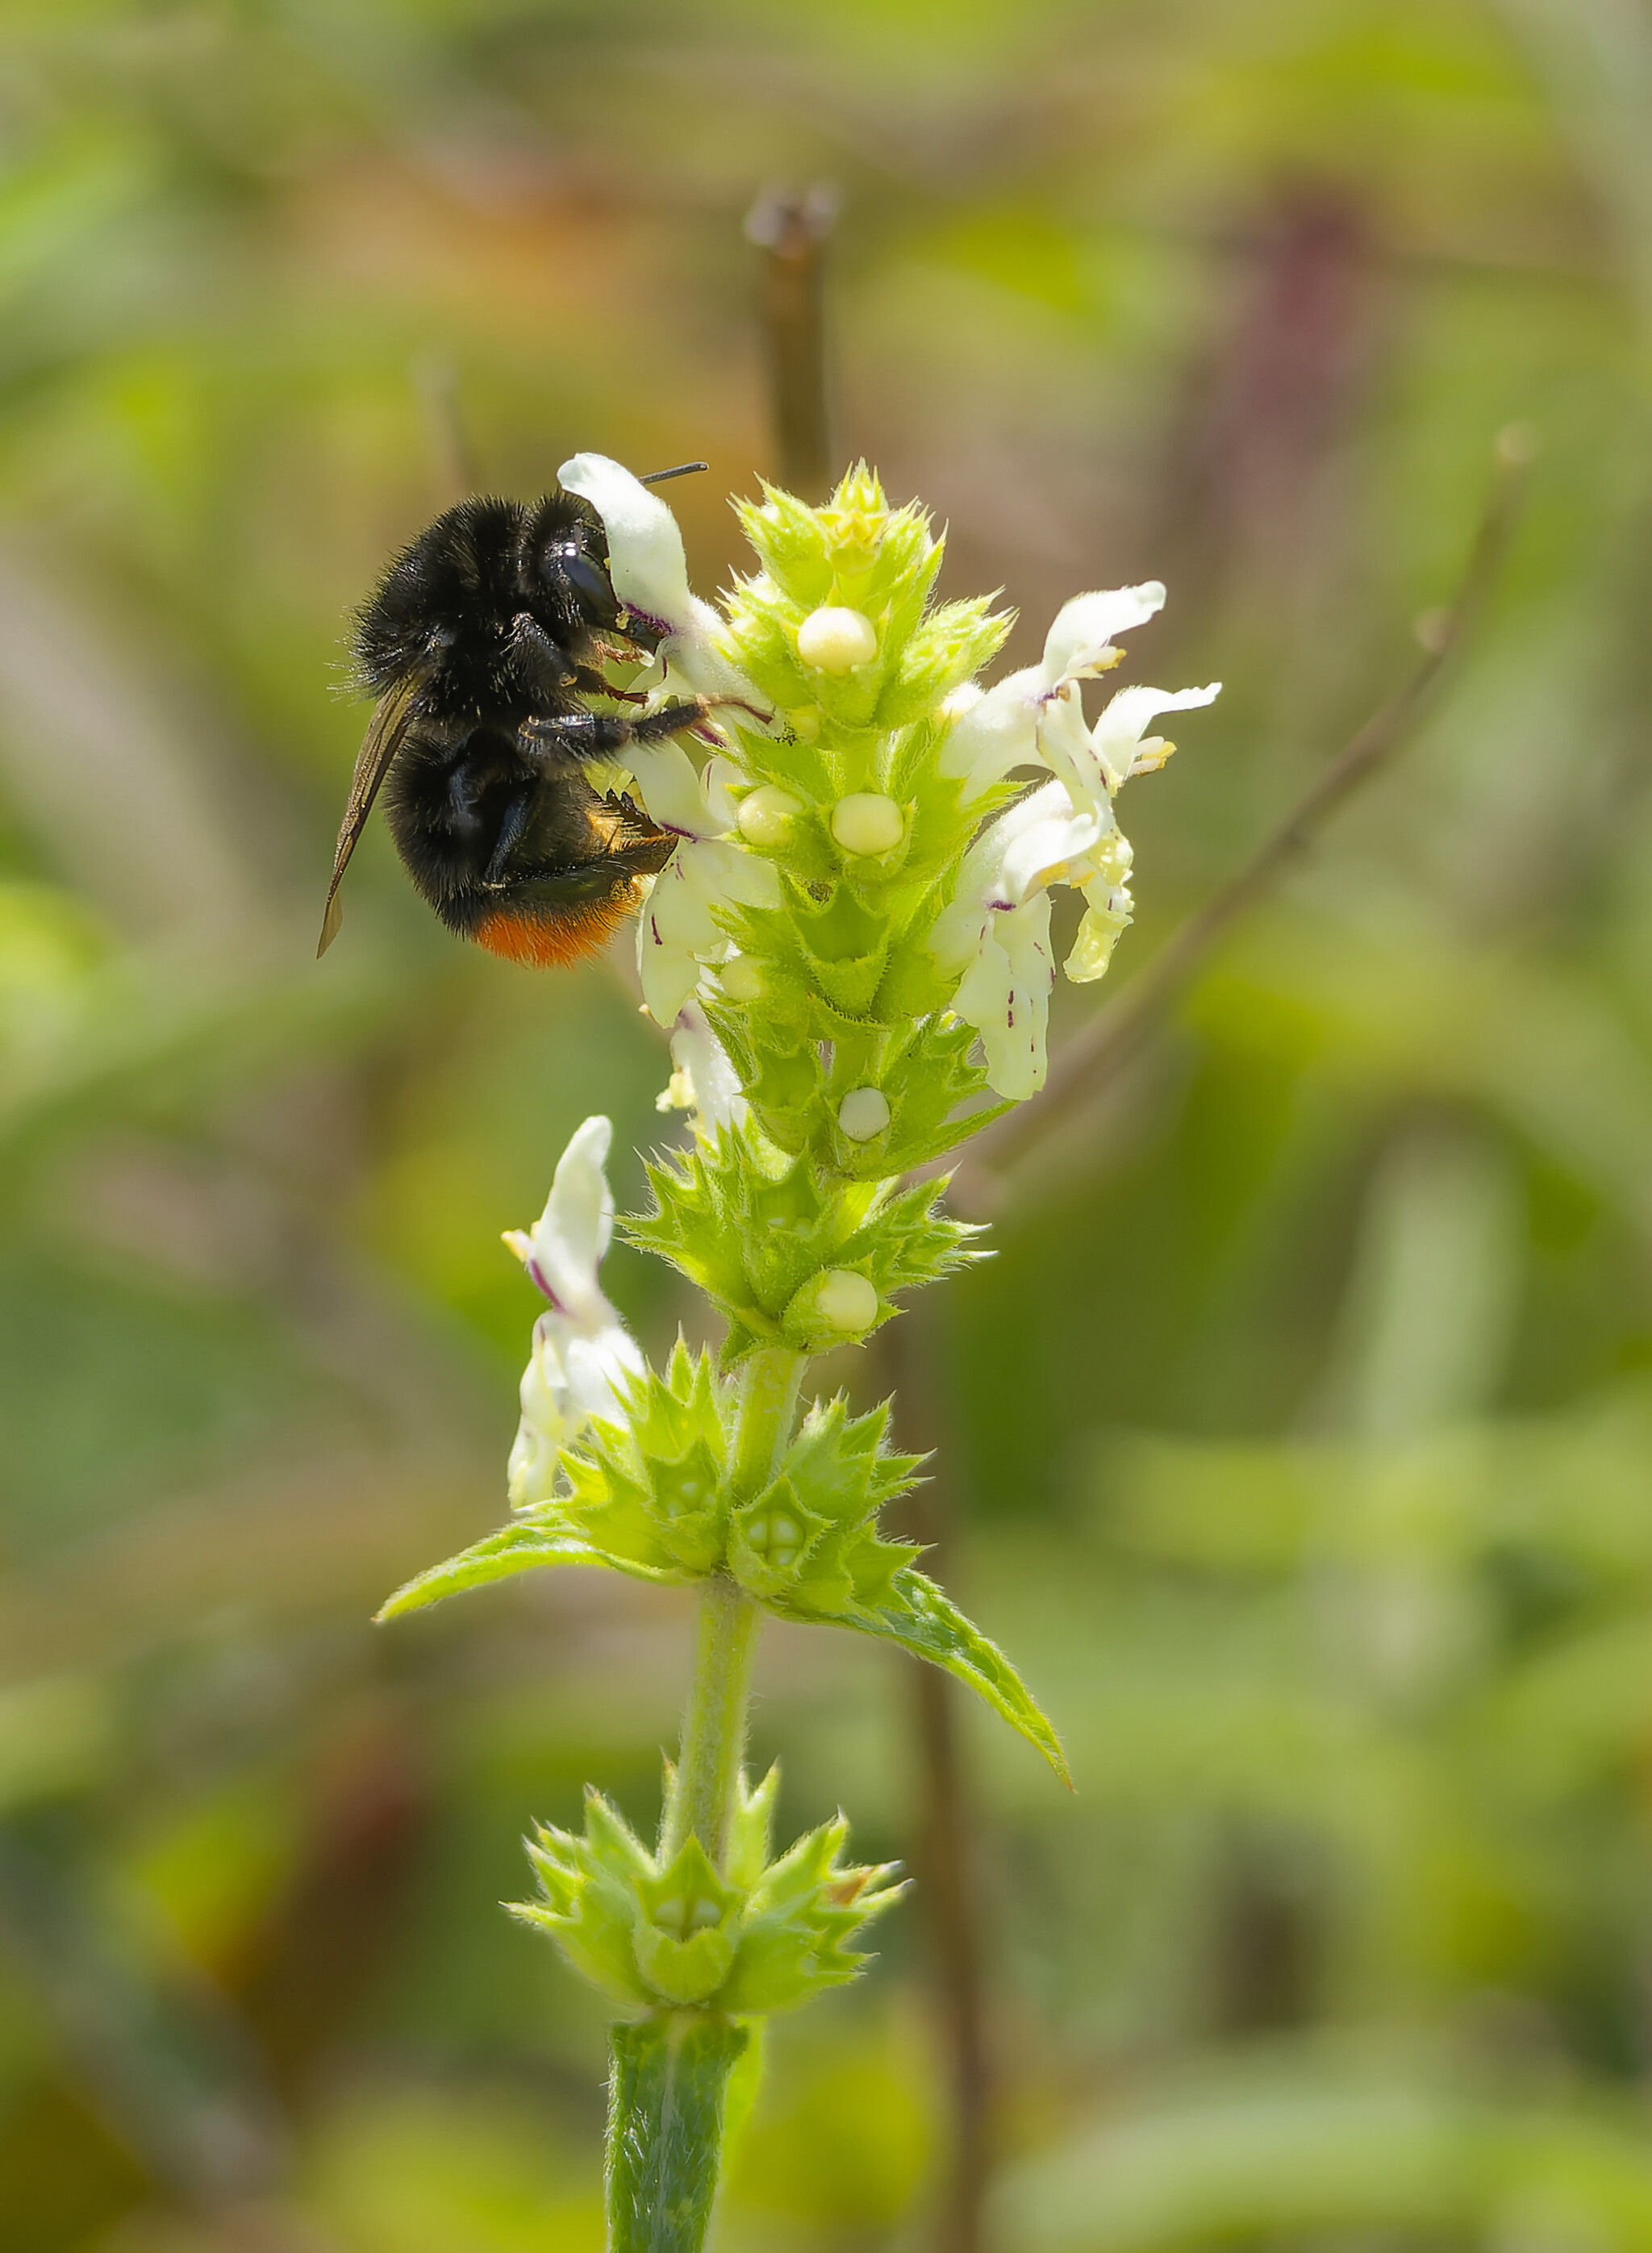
xmin=797 ymin=606 xmax=878 ymax=672
xmin=815 ymin=1270 xmax=878 ymax=1333
xmin=830 ymin=793 xmax=903 ymax=857
xmin=837 ymin=1088 xmax=891 ymax=1141
xmin=737 ymin=785 xmax=803 ymax=846
xmin=718 ymin=953 xmax=766 ymax=1003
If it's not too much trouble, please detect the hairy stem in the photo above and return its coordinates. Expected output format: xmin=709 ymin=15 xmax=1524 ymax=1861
xmin=662 ymin=1577 xmax=763 ymax=1868
xmin=732 ymin=1345 xmax=807 ymax=1494
xmin=661 ymin=1348 xmax=806 ymax=1867
xmin=607 ymin=2014 xmax=751 ymax=2253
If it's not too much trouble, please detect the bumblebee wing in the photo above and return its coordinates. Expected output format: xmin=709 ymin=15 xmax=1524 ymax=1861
xmin=316 ymin=674 xmax=420 ymax=957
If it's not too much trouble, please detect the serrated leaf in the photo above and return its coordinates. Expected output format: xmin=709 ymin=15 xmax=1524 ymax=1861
xmin=376 ymin=1518 xmax=682 ymax=1621
xmin=780 ymin=1393 xmax=925 ymax=1524
xmin=836 ymin=1175 xmax=985 ymax=1299
xmin=885 ymin=1095 xmax=1016 ymax=1174
xmin=824 ymin=1567 xmax=1070 ymax=1784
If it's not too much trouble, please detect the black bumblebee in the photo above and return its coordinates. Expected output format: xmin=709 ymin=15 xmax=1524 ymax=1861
xmin=319 ymin=465 xmax=747 ymax=968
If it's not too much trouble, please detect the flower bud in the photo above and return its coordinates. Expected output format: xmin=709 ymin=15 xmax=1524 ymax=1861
xmin=737 ymin=785 xmax=803 ymax=847
xmin=719 ymin=953 xmax=765 ymax=1002
xmin=797 ymin=606 xmax=878 ymax=673
xmin=816 ymin=1270 xmax=878 ymax=1333
xmin=837 ymin=1088 xmax=891 ymax=1142
xmin=831 ymin=793 xmax=903 ymax=857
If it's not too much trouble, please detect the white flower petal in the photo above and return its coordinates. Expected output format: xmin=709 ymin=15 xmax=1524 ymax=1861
xmin=665 ymin=1002 xmax=748 ymax=1134
xmin=557 ymin=452 xmax=691 ymax=636
xmin=557 ymin=452 xmax=761 ymax=705
xmin=703 ymin=836 xmax=782 ymax=911
xmin=507 ymin=1312 xmax=645 ymax=1508
xmin=1032 ymin=684 xmax=1108 ymax=816
xmin=953 ymin=778 xmax=1102 ymax=906
xmin=1066 ymin=880 xmax=1133 ymax=984
xmin=1041 ymin=583 xmax=1166 ymax=686
xmin=936 ymin=665 xmax=1042 ymax=798
xmin=503 ymin=1116 xmax=645 ymax=1507
xmin=503 ymin=1114 xmax=618 ymax=1327
xmin=995 ymin=802 xmax=1110 ymax=907
xmin=952 ymin=895 xmax=1055 ymax=1101
xmin=636 ymin=862 xmax=715 ymax=1024
xmin=928 ymin=891 xmax=987 ymax=978
xmin=1091 ymin=681 xmax=1221 ymax=793
xmin=666 ymin=594 xmax=759 ymax=702
xmin=561 ymin=1325 xmax=645 ymax=1425
xmin=620 ymin=743 xmax=782 ymax=1025
xmin=703 ymin=756 xmax=744 ymax=831
xmin=624 ymin=741 xmax=717 ymax=839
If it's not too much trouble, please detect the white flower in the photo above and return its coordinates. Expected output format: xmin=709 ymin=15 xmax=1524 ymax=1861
xmin=928 ymin=579 xmax=1220 ymax=1098
xmin=656 ymin=999 xmax=748 ymax=1136
xmin=502 ymin=1116 xmax=644 ymax=1508
xmin=1039 ymin=678 xmax=1223 ymax=821
xmin=625 ymin=742 xmax=779 ymax=1024
xmin=557 ymin=452 xmax=756 ymax=704
xmin=937 ymin=581 xmax=1219 ymax=816
xmin=928 ymin=781 xmax=1137 ymax=1101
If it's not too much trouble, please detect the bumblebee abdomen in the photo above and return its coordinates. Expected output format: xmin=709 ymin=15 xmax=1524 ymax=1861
xmin=473 ymin=892 xmax=639 ymax=968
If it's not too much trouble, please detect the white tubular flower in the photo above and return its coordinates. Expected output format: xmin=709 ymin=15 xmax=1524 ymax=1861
xmin=929 ymin=782 xmax=1136 ymax=1100
xmin=557 ymin=452 xmax=756 ymax=703
xmin=625 ymin=744 xmax=780 ymax=1025
xmin=502 ymin=1116 xmax=645 ymax=1509
xmin=1040 ymin=678 xmax=1223 ymax=820
xmin=656 ymin=999 xmax=748 ymax=1135
xmin=938 ymin=581 xmax=1219 ymax=818
xmin=938 ymin=582 xmax=1166 ymax=801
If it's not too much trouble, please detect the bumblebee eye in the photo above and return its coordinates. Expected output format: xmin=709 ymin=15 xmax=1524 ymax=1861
xmin=547 ymin=541 xmax=616 ymax=617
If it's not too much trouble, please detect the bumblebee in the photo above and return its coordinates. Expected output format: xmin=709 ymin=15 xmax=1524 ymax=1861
xmin=319 ymin=465 xmax=744 ymax=967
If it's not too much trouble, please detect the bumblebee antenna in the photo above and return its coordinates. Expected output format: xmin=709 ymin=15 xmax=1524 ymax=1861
xmin=640 ymin=461 xmax=709 ymax=486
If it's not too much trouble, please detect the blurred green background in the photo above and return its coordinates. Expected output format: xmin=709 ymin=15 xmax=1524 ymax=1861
xmin=3 ymin=2 xmax=1652 ymax=2249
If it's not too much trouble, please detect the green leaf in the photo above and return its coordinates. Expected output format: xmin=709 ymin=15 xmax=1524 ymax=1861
xmin=607 ymin=2014 xmax=751 ymax=2253
xmin=837 ymin=1174 xmax=986 ymax=1299
xmin=778 ymin=1394 xmax=925 ymax=1524
xmin=828 ymin=1567 xmax=1071 ymax=1784
xmin=375 ymin=1518 xmax=681 ymax=1621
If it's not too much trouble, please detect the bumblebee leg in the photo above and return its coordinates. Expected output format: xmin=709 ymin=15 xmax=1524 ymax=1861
xmin=509 ymin=611 xmax=584 ymax=699
xmin=482 ymin=786 xmax=536 ymax=883
xmin=519 ymin=695 xmax=768 ymax=763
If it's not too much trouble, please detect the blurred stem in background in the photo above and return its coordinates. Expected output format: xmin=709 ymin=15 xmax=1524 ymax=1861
xmin=746 ymin=186 xmax=839 ymax=505
xmin=882 ymin=1312 xmax=995 ymax=2253
xmin=414 ymin=352 xmax=478 ymax=505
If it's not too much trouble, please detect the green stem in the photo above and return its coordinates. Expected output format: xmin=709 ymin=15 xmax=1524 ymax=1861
xmin=662 ymin=1576 xmax=761 ymax=1867
xmin=607 ymin=2014 xmax=750 ymax=2253
xmin=661 ymin=1347 xmax=806 ymax=1868
xmin=731 ymin=1345 xmax=806 ymax=1495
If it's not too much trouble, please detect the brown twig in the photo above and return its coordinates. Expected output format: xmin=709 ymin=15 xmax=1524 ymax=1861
xmin=957 ymin=424 xmax=1535 ymax=1204
xmin=745 ymin=185 xmax=840 ymax=501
